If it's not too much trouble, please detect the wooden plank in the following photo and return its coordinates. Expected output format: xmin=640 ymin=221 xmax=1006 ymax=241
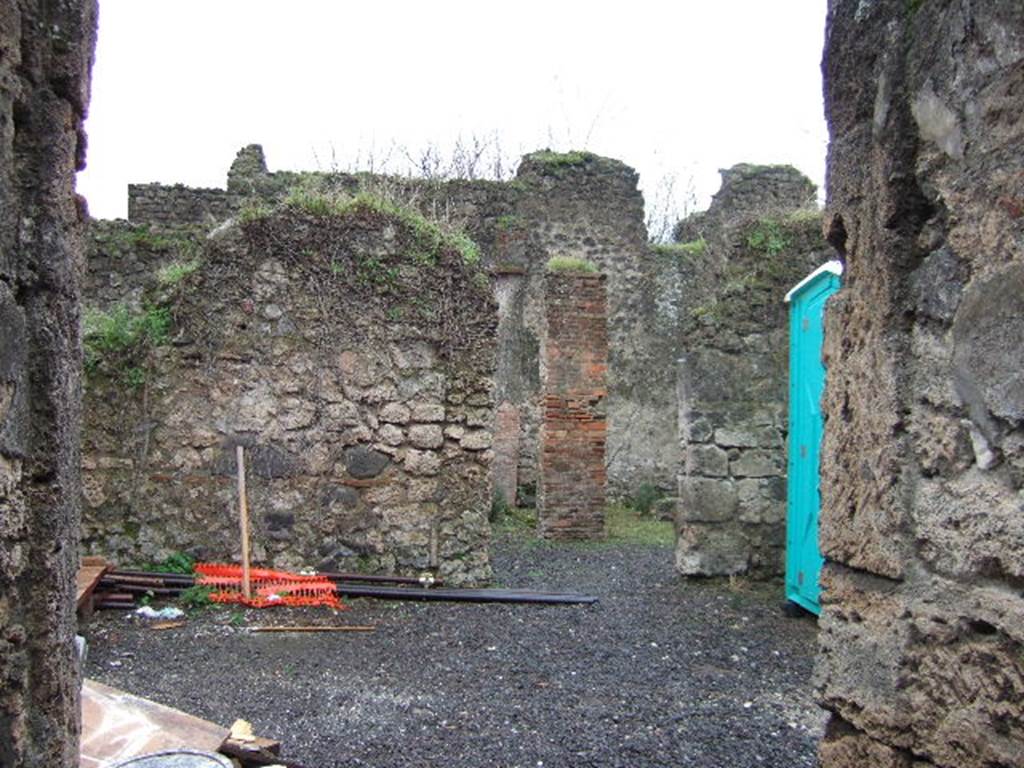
xmin=76 ymin=559 xmax=109 ymax=612
xmin=80 ymin=679 xmax=230 ymax=768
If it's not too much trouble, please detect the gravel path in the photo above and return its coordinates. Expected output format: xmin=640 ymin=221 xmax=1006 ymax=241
xmin=83 ymin=534 xmax=824 ymax=767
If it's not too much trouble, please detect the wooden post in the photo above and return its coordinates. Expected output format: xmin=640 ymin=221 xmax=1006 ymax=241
xmin=236 ymin=445 xmax=251 ymax=600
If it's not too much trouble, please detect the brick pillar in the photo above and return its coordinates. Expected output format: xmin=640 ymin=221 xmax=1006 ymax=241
xmin=491 ymin=401 xmax=520 ymax=507
xmin=538 ymin=273 xmax=608 ymax=539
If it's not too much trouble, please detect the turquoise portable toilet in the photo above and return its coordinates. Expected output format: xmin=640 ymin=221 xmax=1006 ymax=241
xmin=783 ymin=260 xmax=842 ymax=616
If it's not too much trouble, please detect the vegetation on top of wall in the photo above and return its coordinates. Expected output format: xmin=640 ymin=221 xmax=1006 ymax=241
xmin=527 ymin=149 xmax=597 ymax=167
xmin=546 ymin=256 xmax=598 ymax=274
xmin=278 ymin=184 xmax=481 ymax=266
xmin=521 ymin=149 xmax=600 ymax=178
xmin=650 ymin=238 xmax=707 ymax=259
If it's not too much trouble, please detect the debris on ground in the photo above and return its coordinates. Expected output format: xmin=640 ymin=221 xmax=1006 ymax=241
xmin=135 ymin=605 xmax=185 ymax=620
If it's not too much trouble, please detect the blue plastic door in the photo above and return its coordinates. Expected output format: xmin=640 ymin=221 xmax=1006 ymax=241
xmin=786 ymin=268 xmax=841 ymax=615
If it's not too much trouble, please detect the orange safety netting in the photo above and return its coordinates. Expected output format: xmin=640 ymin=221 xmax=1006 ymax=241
xmin=195 ymin=563 xmax=346 ymax=610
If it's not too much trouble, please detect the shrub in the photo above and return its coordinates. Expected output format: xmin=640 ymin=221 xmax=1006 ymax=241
xmin=746 ymin=219 xmax=787 ymax=256
xmin=178 ymin=585 xmax=214 ymax=610
xmin=629 ymin=482 xmax=664 ymax=516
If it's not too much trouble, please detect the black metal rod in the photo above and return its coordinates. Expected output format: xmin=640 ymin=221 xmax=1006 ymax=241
xmin=335 ymin=583 xmax=598 ymax=605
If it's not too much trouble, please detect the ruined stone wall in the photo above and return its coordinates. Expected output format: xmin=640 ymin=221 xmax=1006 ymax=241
xmin=128 ymin=183 xmax=237 ymax=229
xmin=538 ymin=272 xmax=608 ymax=538
xmin=0 ymin=0 xmax=96 ymax=765
xmin=95 ymin=146 xmax=667 ymax=506
xmin=671 ymin=167 xmax=831 ymax=578
xmin=85 ymin=220 xmax=201 ymax=310
xmin=82 ymin=203 xmax=496 ymax=585
xmin=816 ymin=2 xmax=1024 ymax=766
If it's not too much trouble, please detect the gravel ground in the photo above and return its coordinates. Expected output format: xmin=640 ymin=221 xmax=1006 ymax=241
xmin=83 ymin=533 xmax=824 ymax=767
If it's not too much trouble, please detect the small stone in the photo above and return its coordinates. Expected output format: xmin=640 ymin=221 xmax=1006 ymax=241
xmin=716 ymin=428 xmax=759 ymax=448
xmin=730 ymin=449 xmax=782 ymax=478
xmin=378 ymin=424 xmax=404 ymax=446
xmin=263 ymin=303 xmax=283 ymax=320
xmin=410 ymin=402 xmax=445 ymax=423
xmin=688 ymin=444 xmax=729 ymax=477
xmin=404 ymin=449 xmax=441 ymax=476
xmin=380 ymin=402 xmax=411 ymax=424
xmin=444 ymin=425 xmax=466 ymax=441
xmin=409 ymin=424 xmax=444 ymax=449
xmin=465 ymin=408 xmax=490 ymax=427
xmin=324 ymin=401 xmax=360 ymax=429
xmin=345 ymin=445 xmax=391 ymax=479
xmin=460 ymin=430 xmax=492 ymax=451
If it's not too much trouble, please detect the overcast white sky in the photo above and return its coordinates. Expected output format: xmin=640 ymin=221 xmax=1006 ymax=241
xmin=77 ymin=1 xmax=830 ymax=227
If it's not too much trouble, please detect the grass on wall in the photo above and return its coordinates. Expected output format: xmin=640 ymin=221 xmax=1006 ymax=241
xmin=546 ymin=256 xmax=598 ymax=274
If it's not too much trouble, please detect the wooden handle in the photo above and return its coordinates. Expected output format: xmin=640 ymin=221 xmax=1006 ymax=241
xmin=237 ymin=445 xmax=251 ymax=600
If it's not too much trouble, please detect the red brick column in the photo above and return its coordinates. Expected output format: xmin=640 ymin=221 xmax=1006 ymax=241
xmin=539 ymin=273 xmax=608 ymax=539
xmin=491 ymin=401 xmax=520 ymax=507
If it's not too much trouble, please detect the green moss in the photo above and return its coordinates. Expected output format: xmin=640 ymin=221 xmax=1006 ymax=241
xmin=279 ymin=186 xmax=481 ymax=267
xmin=157 ymin=259 xmax=201 ymax=287
xmin=546 ymin=256 xmax=598 ymax=274
xmin=526 ymin=149 xmax=597 ymax=169
xmin=651 ymin=238 xmax=706 ymax=258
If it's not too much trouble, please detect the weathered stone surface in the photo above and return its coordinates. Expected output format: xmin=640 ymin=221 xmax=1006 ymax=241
xmin=404 ymin=449 xmax=441 ymax=476
xmin=818 ymin=2 xmax=1024 ymax=765
xmin=459 ymin=430 xmax=493 ymax=451
xmin=818 ymin=717 xmax=925 ymax=768
xmin=952 ymin=264 xmax=1024 ymax=427
xmin=674 ymin=167 xmax=829 ymax=578
xmin=0 ymin=1 xmax=97 ymax=764
xmin=679 ymin=477 xmax=737 ymax=523
xmin=81 ymin=205 xmax=497 ymax=585
xmin=674 ymin=525 xmax=749 ymax=576
xmin=730 ymin=449 xmax=783 ymax=478
xmin=410 ymin=402 xmax=445 ymax=423
xmin=379 ymin=402 xmax=410 ymax=424
xmin=344 ymin=446 xmax=391 ymax=479
xmin=408 ymin=424 xmax=444 ymax=450
xmin=686 ymin=444 xmax=728 ymax=477
xmin=816 ymin=566 xmax=1024 ymax=768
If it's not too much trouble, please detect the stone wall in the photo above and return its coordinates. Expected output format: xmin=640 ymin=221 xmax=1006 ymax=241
xmin=672 ymin=167 xmax=832 ymax=577
xmin=96 ymin=146 xmax=667 ymax=505
xmin=81 ymin=201 xmax=497 ymax=585
xmin=127 ymin=183 xmax=237 ymax=229
xmin=85 ymin=220 xmax=201 ymax=310
xmin=0 ymin=0 xmax=97 ymax=765
xmin=538 ymin=271 xmax=608 ymax=539
xmin=816 ymin=2 xmax=1024 ymax=766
